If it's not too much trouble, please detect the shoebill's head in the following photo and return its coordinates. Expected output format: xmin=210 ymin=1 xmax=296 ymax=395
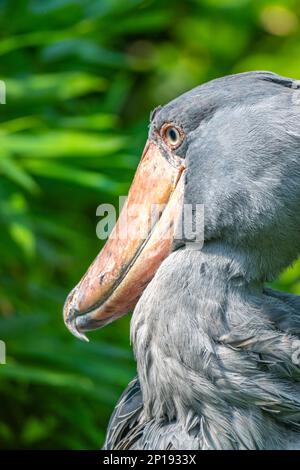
xmin=64 ymin=71 xmax=300 ymax=340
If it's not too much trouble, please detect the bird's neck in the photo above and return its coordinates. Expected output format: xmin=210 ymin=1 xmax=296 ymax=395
xmin=130 ymin=243 xmax=300 ymax=448
xmin=131 ymin=243 xmax=262 ymax=418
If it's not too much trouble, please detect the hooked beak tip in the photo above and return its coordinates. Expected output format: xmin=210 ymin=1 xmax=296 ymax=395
xmin=63 ymin=297 xmax=89 ymax=342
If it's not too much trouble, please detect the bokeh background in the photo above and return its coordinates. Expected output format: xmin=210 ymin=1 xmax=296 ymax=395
xmin=1 ymin=0 xmax=300 ymax=449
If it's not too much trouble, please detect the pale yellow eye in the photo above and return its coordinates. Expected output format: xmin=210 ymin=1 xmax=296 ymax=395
xmin=161 ymin=124 xmax=184 ymax=149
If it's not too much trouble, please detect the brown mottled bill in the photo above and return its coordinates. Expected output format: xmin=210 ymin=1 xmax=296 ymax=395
xmin=63 ymin=141 xmax=185 ymax=340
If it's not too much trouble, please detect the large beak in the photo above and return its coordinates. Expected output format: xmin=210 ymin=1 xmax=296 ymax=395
xmin=63 ymin=141 xmax=185 ymax=340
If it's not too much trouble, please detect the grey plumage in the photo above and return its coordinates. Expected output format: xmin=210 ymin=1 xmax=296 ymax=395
xmin=103 ymin=71 xmax=300 ymax=449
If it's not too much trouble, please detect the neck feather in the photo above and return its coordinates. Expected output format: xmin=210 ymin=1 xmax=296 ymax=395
xmin=130 ymin=244 xmax=300 ymax=449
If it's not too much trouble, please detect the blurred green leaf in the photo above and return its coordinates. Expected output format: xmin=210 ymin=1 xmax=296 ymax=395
xmin=0 ymin=155 xmax=39 ymax=193
xmin=9 ymin=221 xmax=35 ymax=258
xmin=22 ymin=160 xmax=128 ymax=193
xmin=2 ymin=131 xmax=127 ymax=158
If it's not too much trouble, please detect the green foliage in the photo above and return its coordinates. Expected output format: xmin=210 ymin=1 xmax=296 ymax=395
xmin=0 ymin=0 xmax=300 ymax=449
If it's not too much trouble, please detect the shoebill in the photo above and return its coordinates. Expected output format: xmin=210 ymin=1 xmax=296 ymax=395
xmin=64 ymin=71 xmax=300 ymax=450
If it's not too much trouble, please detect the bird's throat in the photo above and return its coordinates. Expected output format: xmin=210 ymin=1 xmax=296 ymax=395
xmin=131 ymin=245 xmax=254 ymax=419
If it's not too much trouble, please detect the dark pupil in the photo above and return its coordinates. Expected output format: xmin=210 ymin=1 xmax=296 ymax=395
xmin=168 ymin=128 xmax=178 ymax=142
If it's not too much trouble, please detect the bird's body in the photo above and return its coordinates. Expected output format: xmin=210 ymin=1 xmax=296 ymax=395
xmin=64 ymin=71 xmax=300 ymax=450
xmin=105 ymin=248 xmax=300 ymax=449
